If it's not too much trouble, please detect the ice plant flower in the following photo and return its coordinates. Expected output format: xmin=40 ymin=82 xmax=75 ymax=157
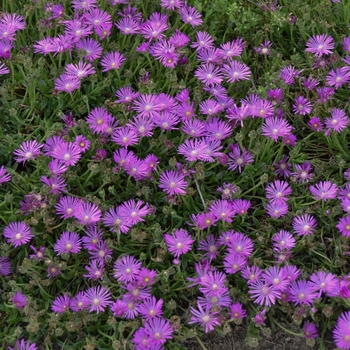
xmin=0 ymin=257 xmax=11 ymax=276
xmin=164 ymin=229 xmax=194 ymax=257
xmin=114 ymin=255 xmax=141 ymax=283
xmin=248 ymin=279 xmax=281 ymax=306
xmin=158 ymin=170 xmax=187 ymax=196
xmin=75 ymin=203 xmax=102 ymax=225
xmin=12 ymin=291 xmax=27 ymax=309
xmin=336 ymin=216 xmax=350 ymax=237
xmin=189 ymin=303 xmax=220 ymax=333
xmin=100 ymin=51 xmax=125 ymax=72
xmin=13 ymin=140 xmax=43 ymax=164
xmin=273 ymin=155 xmax=292 ymax=178
xmin=310 ymin=181 xmax=338 ymax=201
xmin=3 ymin=221 xmax=34 ymax=247
xmin=289 ymin=280 xmax=318 ymax=306
xmin=292 ymin=214 xmax=317 ymax=236
xmin=272 ymin=230 xmax=296 ymax=251
xmin=54 ymin=231 xmax=82 ymax=255
xmin=85 ymin=286 xmax=112 ymax=314
xmin=292 ymin=96 xmax=312 ymax=115
xmin=303 ymin=321 xmax=318 ymax=339
xmin=51 ymin=294 xmax=71 ymax=314
xmin=324 ymin=108 xmax=349 ymax=134
xmin=8 ymin=339 xmax=37 ymax=350
xmin=261 ymin=117 xmax=292 ymax=141
xmin=333 ymin=311 xmax=350 ymax=349
xmin=0 ymin=165 xmax=11 ymax=184
xmin=305 ymin=34 xmax=335 ymax=57
xmin=227 ymin=144 xmax=254 ymax=173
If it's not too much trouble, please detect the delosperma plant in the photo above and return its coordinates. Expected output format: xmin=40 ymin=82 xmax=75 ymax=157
xmin=2 ymin=0 xmax=350 ymax=349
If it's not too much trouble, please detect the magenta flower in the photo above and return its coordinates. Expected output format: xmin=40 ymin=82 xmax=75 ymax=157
xmin=288 ymin=280 xmax=318 ymax=306
xmin=54 ymin=231 xmax=82 ymax=255
xmin=227 ymin=144 xmax=254 ymax=173
xmin=4 ymin=221 xmax=33 ymax=247
xmin=51 ymin=142 xmax=82 ymax=166
xmin=75 ymin=202 xmax=102 ymax=225
xmin=292 ymin=162 xmax=313 ymax=183
xmin=303 ymin=321 xmax=318 ymax=339
xmin=230 ymin=302 xmax=247 ymax=320
xmin=308 ymin=117 xmax=323 ymax=131
xmin=41 ymin=175 xmax=67 ymax=195
xmin=200 ymin=270 xmax=228 ymax=297
xmin=191 ymin=31 xmax=214 ymax=51
xmin=13 ymin=140 xmax=43 ymax=164
xmin=70 ymin=291 xmax=89 ymax=312
xmin=0 ymin=166 xmax=11 ymax=184
xmin=303 ymin=76 xmax=319 ymax=90
xmin=114 ymin=255 xmax=141 ymax=283
xmin=231 ymin=199 xmax=251 ymax=216
xmin=55 ymin=196 xmax=83 ymax=219
xmin=47 ymin=264 xmax=61 ymax=278
xmin=0 ymin=62 xmax=9 ymax=74
xmin=262 ymin=266 xmax=289 ymax=291
xmin=160 ymin=0 xmax=183 ymax=10
xmin=110 ymin=299 xmax=128 ymax=317
xmin=305 ymin=34 xmax=335 ymax=57
xmin=273 ymin=155 xmax=292 ymax=178
xmin=85 ymin=285 xmax=112 ymax=314
xmin=198 ymin=234 xmax=220 ymax=262
xmin=189 ymin=303 xmax=220 ymax=333
xmin=209 ymin=199 xmax=235 ymax=223
xmin=272 ymin=230 xmax=296 ymax=251
xmin=265 ymin=180 xmax=292 ymax=203
xmin=292 ymin=214 xmax=317 ymax=236
xmin=133 ymin=94 xmax=162 ymax=119
xmin=75 ymin=38 xmax=102 ymax=61
xmin=65 ymin=61 xmax=95 ymax=79
xmin=248 ymin=279 xmax=281 ymax=306
xmin=222 ymin=60 xmax=251 ymax=83
xmin=310 ymin=271 xmax=338 ymax=298
xmin=138 ymin=297 xmax=163 ymax=320
xmin=223 ymin=253 xmax=247 ymax=274
xmin=103 ymin=206 xmax=132 ymax=234
xmin=51 ymin=294 xmax=71 ymax=314
xmin=115 ymin=86 xmax=139 ymax=104
xmin=279 ymin=65 xmax=300 ymax=85
xmin=29 ymin=246 xmax=45 ymax=260
xmin=310 ymin=181 xmax=338 ymax=201
xmin=54 ymin=74 xmax=80 ymax=94
xmin=227 ymin=232 xmax=254 ymax=257
xmin=86 ymin=107 xmax=114 ymax=134
xmin=119 ymin=199 xmax=150 ymax=226
xmin=12 ymin=291 xmax=27 ymax=309
xmin=101 ymin=52 xmax=125 ymax=72
xmin=158 ymin=170 xmax=187 ymax=196
xmin=266 ymin=201 xmax=289 ymax=218
xmin=292 ymin=96 xmax=312 ymax=115
xmin=8 ymin=339 xmax=37 ymax=350
xmin=324 ymin=108 xmax=349 ymax=134
xmin=144 ymin=317 xmax=174 ymax=345
xmin=262 ymin=117 xmax=292 ymax=141
xmin=0 ymin=257 xmax=11 ymax=276
xmin=326 ymin=67 xmax=350 ymax=89
xmin=194 ymin=63 xmax=224 ymax=86
xmin=164 ymin=229 xmax=194 ymax=257
xmin=333 ymin=311 xmax=350 ymax=349
xmin=336 ymin=216 xmax=350 ymax=237
xmin=179 ymin=5 xmax=203 ymax=27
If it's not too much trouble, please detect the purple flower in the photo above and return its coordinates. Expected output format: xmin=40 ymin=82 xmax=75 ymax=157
xmin=0 ymin=62 xmax=9 ymax=74
xmin=223 ymin=253 xmax=247 ymax=274
xmin=110 ymin=299 xmax=127 ymax=317
xmin=179 ymin=5 xmax=203 ymax=27
xmin=231 ymin=199 xmax=251 ymax=215
xmin=55 ymin=74 xmax=80 ymax=94
xmin=133 ymin=94 xmax=162 ymax=119
xmin=263 ymin=266 xmax=289 ymax=291
xmin=280 ymin=65 xmax=300 ymax=85
xmin=75 ymin=38 xmax=103 ymax=62
xmin=265 ymin=201 xmax=289 ymax=218
xmin=199 ymin=271 xmax=228 ymax=296
xmin=8 ymin=339 xmax=37 ymax=350
xmin=227 ymin=144 xmax=254 ymax=173
xmin=75 ymin=202 xmax=102 ymax=225
xmin=54 ymin=231 xmax=82 ymax=255
xmin=324 ymin=108 xmax=349 ymax=134
xmin=309 ymin=181 xmax=338 ymax=201
xmin=254 ymin=39 xmax=272 ymax=55
xmin=308 ymin=117 xmax=323 ymax=131
xmin=55 ymin=196 xmax=83 ymax=219
xmin=326 ymin=67 xmax=350 ymax=89
xmin=119 ymin=199 xmax=149 ymax=226
xmin=51 ymin=142 xmax=82 ymax=166
xmin=41 ymin=175 xmax=67 ymax=195
xmin=336 ymin=216 xmax=350 ymax=237
xmin=198 ymin=234 xmax=220 ymax=262
xmin=217 ymin=182 xmax=237 ymax=199
xmin=51 ymin=294 xmax=71 ymax=314
xmin=272 ymin=230 xmax=296 ymax=251
xmin=303 ymin=321 xmax=318 ymax=339
xmin=262 ymin=117 xmax=292 ymax=141
xmin=189 ymin=303 xmax=220 ymax=333
xmin=266 ymin=180 xmax=292 ymax=203
xmin=316 ymin=86 xmax=334 ymax=103
xmin=100 ymin=52 xmax=125 ymax=72
xmin=310 ymin=271 xmax=338 ymax=298
xmin=158 ymin=170 xmax=187 ymax=196
xmin=114 ymin=255 xmax=141 ymax=283
xmin=302 ymin=77 xmax=319 ymax=90
xmin=241 ymin=265 xmax=262 ymax=285
xmin=12 ymin=291 xmax=27 ymax=309
xmin=86 ymin=107 xmax=114 ymax=134
xmin=161 ymin=0 xmax=183 ymax=10
xmin=305 ymin=34 xmax=335 ymax=57
xmin=65 ymin=61 xmax=95 ymax=79
xmin=230 ymin=302 xmax=247 ymax=320
xmin=85 ymin=286 xmax=112 ymax=314
xmin=29 ymin=246 xmax=45 ymax=260
xmin=0 ymin=166 xmax=11 ymax=184
xmin=13 ymin=140 xmax=43 ymax=164
xmin=292 ymin=96 xmax=313 ymax=115
xmin=70 ymin=291 xmax=89 ymax=312
xmin=248 ymin=279 xmax=281 ymax=306
xmin=194 ymin=63 xmax=223 ymax=86
xmin=47 ymin=264 xmax=61 ymax=278
xmin=292 ymin=162 xmax=313 ymax=183
xmin=164 ymin=229 xmax=194 ymax=257
xmin=209 ymin=199 xmax=235 ymax=223
xmin=222 ymin=60 xmax=251 ymax=83
xmin=0 ymin=257 xmax=11 ymax=275
xmin=84 ymin=259 xmax=104 ymax=280
xmin=273 ymin=155 xmax=292 ymax=178
xmin=4 ymin=221 xmax=33 ymax=247
xmin=333 ymin=311 xmax=350 ymax=349
xmin=144 ymin=317 xmax=174 ymax=345
xmin=292 ymin=214 xmax=317 ymax=236
xmin=139 ymin=297 xmax=163 ymax=320
xmin=288 ymin=280 xmax=318 ymax=306
xmin=219 ymin=38 xmax=245 ymax=59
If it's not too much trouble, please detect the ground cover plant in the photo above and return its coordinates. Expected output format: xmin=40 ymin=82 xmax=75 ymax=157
xmin=2 ymin=0 xmax=350 ymax=349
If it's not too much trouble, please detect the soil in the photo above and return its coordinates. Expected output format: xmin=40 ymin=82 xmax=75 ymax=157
xmin=181 ymin=324 xmax=336 ymax=350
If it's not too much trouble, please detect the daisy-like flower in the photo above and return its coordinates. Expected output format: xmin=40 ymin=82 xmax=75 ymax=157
xmin=227 ymin=232 xmax=254 ymax=257
xmin=194 ymin=63 xmax=223 ymax=86
xmin=119 ymin=199 xmax=150 ymax=226
xmin=209 ymin=199 xmax=236 ymax=223
xmin=310 ymin=181 xmax=338 ymax=201
xmin=75 ymin=202 xmax=102 ymax=225
xmin=51 ymin=142 xmax=82 ymax=166
xmin=0 ymin=257 xmax=11 ymax=276
xmin=199 ymin=99 xmax=223 ymax=116
xmin=48 ymin=159 xmax=68 ymax=175
xmin=289 ymin=280 xmax=318 ymax=306
xmin=0 ymin=165 xmax=11 ymax=184
xmin=86 ymin=107 xmax=114 ymax=134
xmin=13 ymin=140 xmax=43 ymax=164
xmin=273 ymin=155 xmax=292 ymax=178
xmin=333 ymin=311 xmax=350 ymax=349
xmin=100 ymin=52 xmax=125 ymax=72
xmin=51 ymin=294 xmax=71 ymax=314
xmin=272 ymin=230 xmax=296 ymax=251
xmin=279 ymin=65 xmax=300 ymax=85
xmin=3 ymin=221 xmax=33 ymax=247
xmin=12 ymin=291 xmax=27 ymax=309
xmin=84 ymin=259 xmax=104 ymax=280
xmin=47 ymin=264 xmax=61 ymax=278
xmin=189 ymin=303 xmax=220 ymax=333
xmin=75 ymin=38 xmax=103 ymax=61
xmin=138 ymin=297 xmax=163 ymax=320
xmin=217 ymin=182 xmax=237 ymax=200
xmin=292 ymin=96 xmax=312 ymax=115
xmin=158 ymin=170 xmax=187 ymax=196
xmin=336 ymin=216 xmax=350 ymax=237
xmin=248 ymin=279 xmax=281 ymax=306
xmin=8 ymin=339 xmax=38 ymax=350
xmin=308 ymin=117 xmax=323 ymax=131
xmin=310 ymin=271 xmax=338 ymax=298
xmin=324 ymin=108 xmax=349 ymax=134
xmin=223 ymin=253 xmax=247 ymax=274
xmin=55 ymin=196 xmax=83 ymax=219
xmin=133 ymin=94 xmax=162 ymax=119
xmin=179 ymin=5 xmax=203 ymax=27
xmin=65 ymin=61 xmax=95 ymax=79
xmin=292 ymin=162 xmax=313 ymax=183
xmin=316 ymin=86 xmax=335 ymax=103
xmin=303 ymin=321 xmax=318 ymax=339
xmin=0 ymin=62 xmax=9 ymax=74
xmin=230 ymin=302 xmax=247 ymax=320
xmin=103 ymin=206 xmax=132 ymax=234
xmin=164 ymin=229 xmax=194 ymax=257
xmin=262 ymin=266 xmax=289 ymax=291
xmin=55 ymin=74 xmax=80 ymax=94
xmin=85 ymin=285 xmax=112 ymax=314
xmin=114 ymin=255 xmax=141 ymax=283
xmin=160 ymin=0 xmax=183 ymax=10
xmin=265 ymin=180 xmax=292 ymax=203
xmin=232 ymin=199 xmax=251 ymax=216
xmin=144 ymin=317 xmax=174 ymax=344
xmin=292 ymin=214 xmax=317 ymax=236
xmin=41 ymin=175 xmax=67 ymax=195
xmin=115 ymin=17 xmax=141 ymax=35
xmin=222 ymin=60 xmax=251 ymax=83
xmin=70 ymin=291 xmax=89 ymax=312
xmin=191 ymin=31 xmax=214 ymax=51
xmin=305 ymin=34 xmax=335 ymax=57
xmin=227 ymin=144 xmax=254 ymax=173
xmin=198 ymin=235 xmax=221 ymax=262
xmin=262 ymin=117 xmax=293 ymax=141
xmin=29 ymin=246 xmax=45 ymax=260
xmin=82 ymin=226 xmax=103 ymax=251
xmin=254 ymin=39 xmax=272 ymax=55
xmin=266 ymin=201 xmax=289 ymax=218
xmin=115 ymin=86 xmax=139 ymax=104
xmin=54 ymin=231 xmax=82 ymax=255
xmin=326 ymin=67 xmax=350 ymax=89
